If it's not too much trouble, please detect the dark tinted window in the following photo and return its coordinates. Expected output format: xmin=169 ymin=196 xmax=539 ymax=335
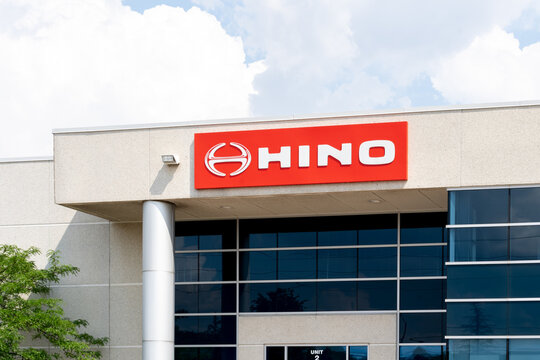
xmin=175 ymin=253 xmax=198 ymax=282
xmin=174 ymin=315 xmax=236 ymax=344
xmin=318 ymin=249 xmax=357 ymax=279
xmin=239 ymin=282 xmax=316 ymax=312
xmin=447 ymin=265 xmax=507 ymax=299
xmin=358 ymin=247 xmax=396 ymax=278
xmin=279 ymin=232 xmax=316 ymax=247
xmin=318 ymin=230 xmax=357 ymax=246
xmin=509 ymin=264 xmax=540 ymax=298
xmin=175 ymin=220 xmax=236 ymax=250
xmin=449 ymin=189 xmax=509 ymax=224
xmin=240 ymin=251 xmax=276 ymax=280
xmin=447 ymin=302 xmax=506 ymax=335
xmin=245 ymin=233 xmax=277 ymax=248
xmin=174 ymin=347 xmax=236 ymax=360
xmin=278 ymin=250 xmax=316 ymax=279
xmin=199 ymin=252 xmax=236 ymax=282
xmin=509 ymin=302 xmax=540 ymax=335
xmin=509 ymin=339 xmax=540 ymax=359
xmin=266 ymin=347 xmax=285 ymax=360
xmin=400 ymin=279 xmax=445 ymax=310
xmin=450 ymin=227 xmax=508 ymax=262
xmin=399 ymin=313 xmax=445 ymax=343
xmin=400 ymin=246 xmax=444 ymax=277
xmin=175 ymin=284 xmax=236 ymax=314
xmin=399 ymin=346 xmax=446 ymax=360
xmin=358 ymin=228 xmax=397 ymax=245
xmin=317 ymin=281 xmax=356 ymax=311
xmin=448 ymin=339 xmax=506 ymax=360
xmin=357 ymin=280 xmax=396 ymax=310
xmin=400 ymin=213 xmax=447 ymax=244
xmin=288 ymin=346 xmax=346 ymax=360
xmin=510 ymin=188 xmax=540 ymax=223
xmin=349 ymin=347 xmax=367 ymax=360
xmin=510 ymin=226 xmax=540 ymax=260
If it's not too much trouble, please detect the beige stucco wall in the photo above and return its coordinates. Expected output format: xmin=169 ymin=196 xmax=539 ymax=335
xmin=54 ymin=104 xmax=540 ymax=209
xmin=0 ymin=160 xmax=142 ymax=359
xmin=238 ymin=314 xmax=396 ymax=360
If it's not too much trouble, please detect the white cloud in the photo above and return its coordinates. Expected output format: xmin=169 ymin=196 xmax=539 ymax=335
xmin=0 ymin=0 xmax=263 ymax=158
xmin=431 ymin=27 xmax=540 ymax=104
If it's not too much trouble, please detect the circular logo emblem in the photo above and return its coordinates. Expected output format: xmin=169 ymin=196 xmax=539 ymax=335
xmin=204 ymin=142 xmax=251 ymax=177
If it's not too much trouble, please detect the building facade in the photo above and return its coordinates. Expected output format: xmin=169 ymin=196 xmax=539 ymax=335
xmin=2 ymin=102 xmax=540 ymax=360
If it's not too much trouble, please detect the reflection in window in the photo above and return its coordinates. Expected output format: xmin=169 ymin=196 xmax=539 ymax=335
xmin=399 ymin=313 xmax=445 ymax=343
xmin=279 ymin=231 xmax=316 ymax=247
xmin=447 ymin=302 xmax=506 ymax=336
xmin=447 ymin=265 xmax=506 ymax=299
xmin=318 ymin=249 xmax=357 ymax=279
xmin=448 ymin=339 xmax=506 ymax=360
xmin=508 ymin=302 xmax=540 ymax=335
xmin=401 ymin=246 xmax=444 ymax=277
xmin=240 ymin=251 xmax=276 ymax=280
xmin=510 ymin=226 xmax=540 ymax=260
xmin=175 ymin=253 xmax=198 ymax=282
xmin=509 ymin=339 xmax=540 ymax=359
xmin=399 ymin=346 xmax=446 ymax=360
xmin=450 ymin=227 xmax=508 ymax=262
xmin=317 ymin=281 xmax=356 ymax=311
xmin=175 ymin=220 xmax=236 ymax=250
xmin=240 ymin=282 xmax=316 ymax=312
xmin=348 ymin=346 xmax=368 ymax=360
xmin=400 ymin=279 xmax=445 ymax=310
xmin=278 ymin=250 xmax=316 ymax=279
xmin=174 ymin=316 xmax=236 ymax=345
xmin=400 ymin=213 xmax=447 ymax=244
xmin=358 ymin=247 xmax=396 ymax=278
xmin=510 ymin=187 xmax=540 ymax=223
xmin=449 ymin=189 xmax=508 ymax=225
xmin=318 ymin=230 xmax=357 ymax=246
xmin=357 ymin=280 xmax=396 ymax=311
xmin=509 ymin=264 xmax=540 ymax=298
xmin=175 ymin=284 xmax=236 ymax=314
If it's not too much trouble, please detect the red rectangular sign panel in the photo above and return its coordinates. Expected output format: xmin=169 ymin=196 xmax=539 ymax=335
xmin=194 ymin=122 xmax=407 ymax=189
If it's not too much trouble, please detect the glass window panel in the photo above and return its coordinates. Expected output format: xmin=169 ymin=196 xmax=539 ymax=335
xmin=510 ymin=226 xmax=540 ymax=260
xmin=449 ymin=189 xmax=509 ymax=225
xmin=175 ymin=316 xmax=236 ymax=345
xmin=278 ymin=250 xmax=316 ymax=279
xmin=239 ymin=282 xmax=316 ymax=312
xmin=509 ymin=339 xmax=540 ymax=359
xmin=399 ymin=346 xmax=446 ymax=360
xmin=399 ymin=313 xmax=445 ymax=343
xmin=447 ymin=302 xmax=506 ymax=336
xmin=400 ymin=279 xmax=446 ymax=310
xmin=318 ymin=249 xmax=357 ymax=279
xmin=349 ymin=346 xmax=368 ymax=360
xmin=447 ymin=265 xmax=507 ymax=299
xmin=450 ymin=227 xmax=508 ymax=262
xmin=198 ymin=235 xmax=222 ymax=250
xmin=400 ymin=246 xmax=444 ymax=277
xmin=448 ymin=339 xmax=506 ymax=360
xmin=199 ymin=252 xmax=235 ymax=282
xmin=240 ymin=251 xmax=276 ymax=280
xmin=244 ymin=233 xmax=277 ymax=249
xmin=318 ymin=230 xmax=357 ymax=246
xmin=401 ymin=213 xmax=447 ymax=244
xmin=509 ymin=302 xmax=540 ymax=335
xmin=175 ymin=253 xmax=198 ymax=282
xmin=175 ymin=284 xmax=198 ymax=313
xmin=317 ymin=281 xmax=356 ymax=311
xmin=175 ymin=235 xmax=198 ymax=250
xmin=266 ymin=347 xmax=285 ymax=360
xmin=198 ymin=284 xmax=236 ymax=313
xmin=358 ymin=228 xmax=397 ymax=245
xmin=509 ymin=264 xmax=540 ymax=298
xmin=510 ymin=187 xmax=540 ymax=223
xmin=287 ymin=346 xmax=346 ymax=360
xmin=175 ymin=347 xmax=236 ymax=360
xmin=358 ymin=247 xmax=396 ymax=278
xmin=357 ymin=280 xmax=396 ymax=310
xmin=279 ymin=232 xmax=316 ymax=247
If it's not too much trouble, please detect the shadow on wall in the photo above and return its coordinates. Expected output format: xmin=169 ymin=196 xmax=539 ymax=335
xmin=150 ymin=164 xmax=179 ymax=195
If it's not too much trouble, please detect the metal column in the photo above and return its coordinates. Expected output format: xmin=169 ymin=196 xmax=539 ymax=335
xmin=142 ymin=201 xmax=175 ymax=360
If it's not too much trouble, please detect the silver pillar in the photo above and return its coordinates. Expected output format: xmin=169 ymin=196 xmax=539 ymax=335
xmin=142 ymin=201 xmax=175 ymax=360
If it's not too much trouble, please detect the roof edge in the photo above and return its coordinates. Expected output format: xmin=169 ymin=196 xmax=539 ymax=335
xmin=52 ymin=100 xmax=540 ymax=135
xmin=0 ymin=156 xmax=53 ymax=163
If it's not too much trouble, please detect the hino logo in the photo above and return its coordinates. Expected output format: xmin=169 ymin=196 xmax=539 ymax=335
xmin=204 ymin=142 xmax=252 ymax=177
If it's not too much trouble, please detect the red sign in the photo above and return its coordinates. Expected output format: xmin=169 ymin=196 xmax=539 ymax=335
xmin=194 ymin=122 xmax=407 ymax=189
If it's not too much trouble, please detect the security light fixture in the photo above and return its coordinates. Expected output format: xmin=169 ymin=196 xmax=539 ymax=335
xmin=368 ymin=199 xmax=382 ymax=204
xmin=161 ymin=154 xmax=179 ymax=165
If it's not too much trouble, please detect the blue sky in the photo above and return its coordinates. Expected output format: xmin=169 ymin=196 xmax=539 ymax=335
xmin=1 ymin=0 xmax=540 ymax=157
